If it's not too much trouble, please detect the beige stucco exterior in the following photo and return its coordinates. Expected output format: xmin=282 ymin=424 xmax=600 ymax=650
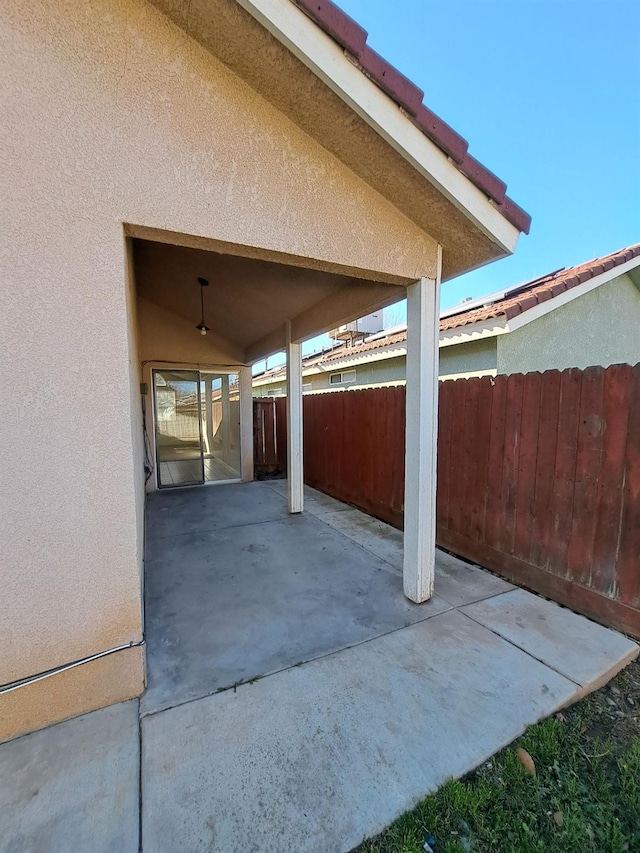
xmin=0 ymin=0 xmax=520 ymax=741
xmin=497 ymin=273 xmax=640 ymax=374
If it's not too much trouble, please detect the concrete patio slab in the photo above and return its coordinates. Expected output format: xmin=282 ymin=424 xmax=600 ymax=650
xmin=143 ymin=499 xmax=451 ymax=715
xmin=263 ymin=479 xmax=353 ymax=518
xmin=434 ymin=549 xmax=515 ymax=607
xmin=462 ymin=588 xmax=639 ymax=692
xmin=141 ymin=608 xmax=577 ymax=853
xmin=5 ymin=480 xmax=638 ymax=853
xmin=315 ymin=503 xmax=515 ymax=608
xmin=319 ymin=507 xmax=405 ymax=569
xmin=0 ymin=700 xmax=139 ymax=853
xmin=145 ymin=481 xmax=286 ymax=544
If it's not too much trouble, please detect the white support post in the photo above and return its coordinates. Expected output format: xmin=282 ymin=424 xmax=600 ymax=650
xmin=286 ymin=320 xmax=304 ymax=514
xmin=204 ymin=377 xmax=214 ymax=456
xmin=403 ymin=247 xmax=442 ymax=603
xmin=239 ymin=366 xmax=253 ymax=482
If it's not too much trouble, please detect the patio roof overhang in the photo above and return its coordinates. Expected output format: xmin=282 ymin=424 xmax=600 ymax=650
xmin=147 ymin=0 xmax=529 ymax=283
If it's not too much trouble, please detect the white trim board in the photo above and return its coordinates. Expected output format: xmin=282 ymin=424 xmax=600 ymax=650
xmin=440 ymin=318 xmax=507 ymax=347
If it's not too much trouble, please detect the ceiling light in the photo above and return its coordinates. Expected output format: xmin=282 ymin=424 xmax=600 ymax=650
xmin=196 ymin=277 xmax=210 ymax=336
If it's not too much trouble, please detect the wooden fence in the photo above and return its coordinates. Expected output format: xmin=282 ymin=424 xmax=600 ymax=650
xmin=254 ymin=363 xmax=640 ymax=637
xmin=437 ymin=365 xmax=640 ymax=638
xmin=304 ymin=388 xmax=406 ymax=528
xmin=253 ymin=398 xmax=286 ymax=475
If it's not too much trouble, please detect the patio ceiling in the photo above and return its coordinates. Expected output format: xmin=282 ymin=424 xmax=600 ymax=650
xmin=133 ymin=237 xmax=406 ymax=363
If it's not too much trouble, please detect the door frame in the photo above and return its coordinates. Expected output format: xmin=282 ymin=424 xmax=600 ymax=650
xmin=152 ymin=368 xmax=206 ymax=489
xmin=146 ymin=363 xmax=248 ymax=492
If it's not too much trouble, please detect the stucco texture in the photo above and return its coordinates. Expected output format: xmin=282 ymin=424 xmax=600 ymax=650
xmin=440 ymin=337 xmax=498 ymax=379
xmin=497 ymin=274 xmax=640 ymax=374
xmin=0 ymin=0 xmax=441 ymax=735
xmin=0 ymin=647 xmax=144 ymax=745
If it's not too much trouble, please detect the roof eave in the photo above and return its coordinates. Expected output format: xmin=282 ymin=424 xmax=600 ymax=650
xmin=235 ymin=0 xmax=524 ymax=264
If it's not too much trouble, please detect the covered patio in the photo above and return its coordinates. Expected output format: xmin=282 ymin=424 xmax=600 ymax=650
xmin=3 ymin=481 xmax=637 ymax=851
xmin=3 ymin=0 xmax=538 ymax=746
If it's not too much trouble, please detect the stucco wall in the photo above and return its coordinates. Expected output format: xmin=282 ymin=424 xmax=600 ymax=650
xmin=310 ymin=355 xmax=407 ymax=390
xmin=497 ymin=274 xmax=640 ymax=375
xmin=0 ymin=0 xmax=439 ymax=738
xmin=439 ymin=337 xmax=498 ymax=379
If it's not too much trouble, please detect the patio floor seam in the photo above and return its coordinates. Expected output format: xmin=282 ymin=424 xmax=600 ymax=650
xmin=259 ymin=481 xmax=355 ymax=514
xmin=139 ymin=603 xmax=458 ymax=721
xmin=144 ymin=512 xmax=306 ymax=544
xmin=457 ymin=606 xmax=585 ymax=689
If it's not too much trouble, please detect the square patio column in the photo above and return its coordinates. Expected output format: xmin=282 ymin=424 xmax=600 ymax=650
xmin=286 ymin=320 xmax=304 ymax=513
xmin=239 ymin=366 xmax=253 ymax=481
xmin=403 ymin=248 xmax=442 ymax=602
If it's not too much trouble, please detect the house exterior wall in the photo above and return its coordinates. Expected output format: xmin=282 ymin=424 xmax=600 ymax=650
xmin=253 ymin=339 xmax=500 ymax=396
xmin=439 ymin=337 xmax=498 ymax=379
xmin=497 ymin=274 xmax=640 ymax=375
xmin=0 ymin=0 xmax=440 ymax=741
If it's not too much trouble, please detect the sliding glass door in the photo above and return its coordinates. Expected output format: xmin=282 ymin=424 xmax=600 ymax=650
xmin=153 ymin=369 xmax=241 ymax=489
xmin=153 ymin=371 xmax=204 ymax=488
xmin=200 ymin=373 xmax=241 ymax=483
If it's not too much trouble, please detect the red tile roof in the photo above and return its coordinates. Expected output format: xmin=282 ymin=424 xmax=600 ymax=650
xmin=291 ymin=0 xmax=531 ymax=234
xmin=440 ymin=243 xmax=640 ymax=330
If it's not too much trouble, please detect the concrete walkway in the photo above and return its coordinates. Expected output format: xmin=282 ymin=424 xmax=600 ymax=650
xmin=2 ymin=482 xmax=637 ymax=852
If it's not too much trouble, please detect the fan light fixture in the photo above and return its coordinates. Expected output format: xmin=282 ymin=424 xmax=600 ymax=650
xmin=196 ymin=277 xmax=210 ymax=336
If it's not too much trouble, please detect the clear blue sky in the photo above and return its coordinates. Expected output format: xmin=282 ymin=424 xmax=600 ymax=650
xmin=263 ymin=0 xmax=640 ymax=367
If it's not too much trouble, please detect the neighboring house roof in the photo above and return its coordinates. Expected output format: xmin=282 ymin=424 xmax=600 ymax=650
xmin=252 ymin=243 xmax=640 ymax=384
xmin=440 ymin=243 xmax=640 ymax=330
xmin=291 ymin=0 xmax=530 ymax=235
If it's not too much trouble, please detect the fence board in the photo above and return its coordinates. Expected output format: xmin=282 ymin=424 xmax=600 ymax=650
xmin=467 ymin=377 xmax=493 ymax=541
xmin=388 ymin=388 xmax=406 ymax=523
xmin=499 ymin=373 xmax=524 ymax=555
xmin=590 ymin=365 xmax=632 ymax=596
xmin=484 ymin=374 xmax=508 ymax=550
xmin=275 ymin=397 xmax=287 ymax=473
xmin=436 ymin=381 xmax=453 ymax=533
xmin=447 ymin=379 xmax=468 ymax=534
xmin=513 ymin=372 xmax=542 ymax=561
xmin=618 ymin=363 xmax=640 ymax=609
xmin=530 ymin=370 xmax=561 ymax=568
xmin=566 ymin=367 xmax=606 ymax=586
xmin=548 ymin=368 xmax=582 ymax=576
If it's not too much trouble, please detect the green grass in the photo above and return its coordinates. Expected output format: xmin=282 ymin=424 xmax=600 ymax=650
xmin=355 ymin=694 xmax=640 ymax=853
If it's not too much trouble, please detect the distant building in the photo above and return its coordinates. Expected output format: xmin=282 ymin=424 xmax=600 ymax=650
xmin=253 ymin=244 xmax=640 ymax=396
